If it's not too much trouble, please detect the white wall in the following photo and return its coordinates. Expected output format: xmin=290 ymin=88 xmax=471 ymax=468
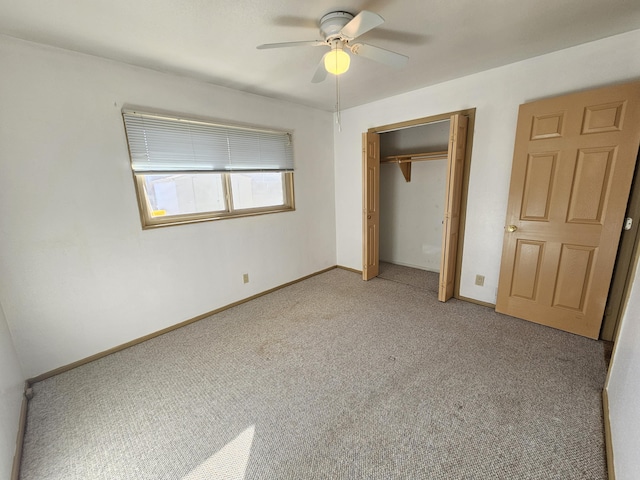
xmin=2 ymin=27 xmax=640 ymax=480
xmin=379 ymin=121 xmax=450 ymax=158
xmin=334 ymin=28 xmax=640 ymax=304
xmin=0 ymin=302 xmax=24 ymax=480
xmin=379 ymin=122 xmax=449 ymax=271
xmin=0 ymin=35 xmax=336 ymax=378
xmin=380 ymin=161 xmax=446 ymax=271
xmin=606 ymin=260 xmax=640 ymax=480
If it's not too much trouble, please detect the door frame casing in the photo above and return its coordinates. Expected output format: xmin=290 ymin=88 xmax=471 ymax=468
xmin=602 ymin=150 xmax=640 ymax=340
xmin=364 ymin=108 xmax=476 ymax=302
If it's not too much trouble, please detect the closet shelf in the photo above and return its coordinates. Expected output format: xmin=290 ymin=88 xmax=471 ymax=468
xmin=381 ymin=150 xmax=448 ymax=182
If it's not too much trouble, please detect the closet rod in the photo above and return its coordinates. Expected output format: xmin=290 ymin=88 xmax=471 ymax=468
xmin=382 ymin=150 xmax=448 ymax=163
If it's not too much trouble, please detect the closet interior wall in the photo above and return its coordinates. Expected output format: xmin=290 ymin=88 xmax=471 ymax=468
xmin=379 ymin=120 xmax=451 ymax=272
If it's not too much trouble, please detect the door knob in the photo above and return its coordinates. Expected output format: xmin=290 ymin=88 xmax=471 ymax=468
xmin=507 ymin=225 xmax=518 ymax=233
xmin=367 ymin=215 xmax=372 ymax=219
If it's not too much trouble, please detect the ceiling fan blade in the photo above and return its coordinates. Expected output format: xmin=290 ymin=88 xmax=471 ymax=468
xmin=340 ymin=11 xmax=384 ymax=40
xmin=311 ymin=56 xmax=328 ymax=83
xmin=257 ymin=40 xmax=325 ymax=49
xmin=349 ymin=43 xmax=408 ymax=68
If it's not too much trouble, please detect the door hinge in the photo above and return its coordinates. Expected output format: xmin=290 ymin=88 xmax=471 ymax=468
xmin=624 ymin=217 xmax=633 ymax=231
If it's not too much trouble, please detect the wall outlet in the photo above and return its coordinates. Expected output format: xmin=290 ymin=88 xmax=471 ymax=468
xmin=242 ymin=273 xmax=249 ymax=284
xmin=475 ymin=274 xmax=485 ymax=286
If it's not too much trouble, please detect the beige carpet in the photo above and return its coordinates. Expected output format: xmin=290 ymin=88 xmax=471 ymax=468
xmin=378 ymin=261 xmax=439 ymax=292
xmin=19 ymin=268 xmax=607 ymax=479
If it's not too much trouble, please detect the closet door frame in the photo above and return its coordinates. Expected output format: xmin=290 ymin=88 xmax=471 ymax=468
xmin=362 ymin=108 xmax=477 ymax=303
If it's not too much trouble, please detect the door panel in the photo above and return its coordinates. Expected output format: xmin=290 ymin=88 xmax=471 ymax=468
xmin=511 ymin=240 xmax=544 ymax=300
xmin=439 ymin=114 xmax=468 ymax=301
xmin=531 ymin=112 xmax=565 ymax=139
xmin=496 ymin=81 xmax=640 ymax=339
xmin=566 ymin=147 xmax=615 ymax=224
xmin=521 ymin=153 xmax=557 ymax=221
xmin=582 ymin=101 xmax=625 ymax=133
xmin=362 ymin=132 xmax=380 ymax=280
xmin=552 ymin=244 xmax=595 ymax=311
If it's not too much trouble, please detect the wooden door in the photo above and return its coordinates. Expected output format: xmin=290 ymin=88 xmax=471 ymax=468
xmin=363 ymin=132 xmax=380 ymax=280
xmin=439 ymin=114 xmax=468 ymax=301
xmin=496 ymin=81 xmax=640 ymax=339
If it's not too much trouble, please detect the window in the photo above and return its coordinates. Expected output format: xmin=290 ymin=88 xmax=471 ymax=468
xmin=123 ymin=111 xmax=295 ymax=228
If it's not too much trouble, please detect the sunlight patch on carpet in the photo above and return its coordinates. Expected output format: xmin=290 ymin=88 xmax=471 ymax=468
xmin=182 ymin=425 xmax=255 ymax=480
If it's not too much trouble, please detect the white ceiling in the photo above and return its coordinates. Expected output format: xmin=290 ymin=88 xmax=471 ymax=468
xmin=1 ymin=0 xmax=640 ymax=111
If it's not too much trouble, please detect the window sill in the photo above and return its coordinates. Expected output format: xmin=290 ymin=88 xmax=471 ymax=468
xmin=140 ymin=205 xmax=296 ymax=229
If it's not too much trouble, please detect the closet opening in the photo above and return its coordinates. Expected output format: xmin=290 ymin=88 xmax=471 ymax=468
xmin=362 ymin=109 xmax=476 ymax=302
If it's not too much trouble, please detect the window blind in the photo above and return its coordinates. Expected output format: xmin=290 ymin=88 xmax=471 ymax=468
xmin=123 ymin=111 xmax=294 ymax=172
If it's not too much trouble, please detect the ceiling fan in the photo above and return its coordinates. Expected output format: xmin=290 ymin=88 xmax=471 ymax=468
xmin=257 ymin=10 xmax=409 ymax=83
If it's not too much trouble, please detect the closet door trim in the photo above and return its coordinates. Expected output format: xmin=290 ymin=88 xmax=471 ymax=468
xmin=363 ymin=108 xmax=476 ymax=302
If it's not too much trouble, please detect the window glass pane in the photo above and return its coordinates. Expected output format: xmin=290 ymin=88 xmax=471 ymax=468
xmin=142 ymin=173 xmax=226 ymax=216
xmin=230 ymin=172 xmax=285 ymax=210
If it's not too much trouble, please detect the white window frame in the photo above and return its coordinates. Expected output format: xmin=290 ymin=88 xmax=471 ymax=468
xmin=122 ymin=110 xmax=295 ymax=228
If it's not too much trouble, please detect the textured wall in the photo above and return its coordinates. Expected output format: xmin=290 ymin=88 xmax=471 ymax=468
xmin=334 ymin=29 xmax=640 ymax=304
xmin=379 ymin=122 xmax=449 ymax=271
xmin=333 ymin=28 xmax=640 ymax=480
xmin=0 ymin=35 xmax=336 ymax=377
xmin=379 ymin=160 xmax=447 ymax=272
xmin=606 ymin=260 xmax=640 ymax=480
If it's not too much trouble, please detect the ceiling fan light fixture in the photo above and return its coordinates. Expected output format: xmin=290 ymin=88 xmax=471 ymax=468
xmin=324 ymin=48 xmax=350 ymax=75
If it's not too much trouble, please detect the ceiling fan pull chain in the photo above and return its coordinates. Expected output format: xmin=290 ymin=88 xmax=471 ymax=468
xmin=335 ymin=68 xmax=342 ymax=132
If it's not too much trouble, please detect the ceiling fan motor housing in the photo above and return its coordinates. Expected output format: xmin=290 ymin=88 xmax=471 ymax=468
xmin=319 ymin=11 xmax=354 ymax=40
